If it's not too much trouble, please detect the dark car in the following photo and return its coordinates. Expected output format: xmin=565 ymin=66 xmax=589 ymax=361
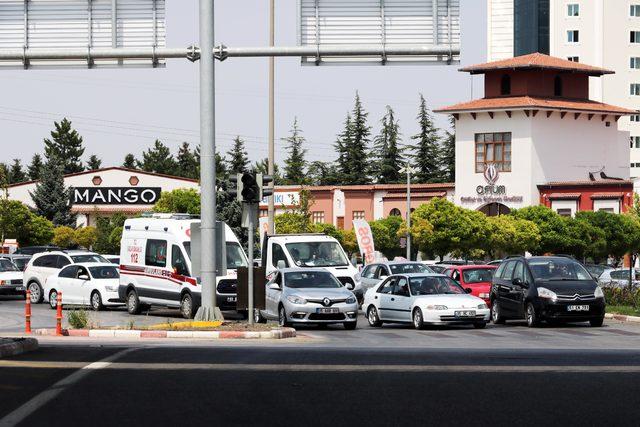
xmin=14 ymin=246 xmax=61 ymax=256
xmin=490 ymin=256 xmax=605 ymax=328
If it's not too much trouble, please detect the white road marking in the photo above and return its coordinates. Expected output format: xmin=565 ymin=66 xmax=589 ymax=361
xmin=0 ymin=348 xmax=137 ymax=427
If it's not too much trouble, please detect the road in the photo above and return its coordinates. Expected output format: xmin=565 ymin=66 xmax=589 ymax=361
xmin=2 ymin=297 xmax=640 ymax=426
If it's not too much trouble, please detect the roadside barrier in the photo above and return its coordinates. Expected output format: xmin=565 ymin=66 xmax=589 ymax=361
xmin=25 ymin=290 xmax=31 ymax=334
xmin=55 ymin=292 xmax=63 ymax=336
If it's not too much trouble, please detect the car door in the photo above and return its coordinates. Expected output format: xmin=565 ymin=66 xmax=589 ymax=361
xmin=265 ymin=272 xmax=282 ymax=319
xmin=51 ymin=266 xmax=75 ymax=303
xmin=360 ymin=264 xmax=378 ymax=291
xmin=387 ymin=276 xmax=413 ymax=322
xmin=495 ymin=260 xmax=517 ymax=316
xmin=58 ymin=265 xmax=80 ymax=304
xmin=75 ymin=266 xmax=93 ymax=305
xmin=376 ymin=277 xmax=397 ymax=321
xmin=509 ymin=261 xmax=527 ymax=318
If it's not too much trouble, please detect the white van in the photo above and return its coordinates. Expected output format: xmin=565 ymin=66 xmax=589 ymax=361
xmin=261 ymin=234 xmax=363 ymax=302
xmin=119 ymin=215 xmax=248 ymax=318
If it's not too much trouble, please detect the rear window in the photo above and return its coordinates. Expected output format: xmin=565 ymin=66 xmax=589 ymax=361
xmin=71 ymin=254 xmax=108 ymax=264
xmin=462 ymin=268 xmax=495 ymax=284
xmin=89 ymin=266 xmax=120 ymax=279
xmin=389 ymin=263 xmax=433 ymax=274
xmin=0 ymin=259 xmax=19 ymax=272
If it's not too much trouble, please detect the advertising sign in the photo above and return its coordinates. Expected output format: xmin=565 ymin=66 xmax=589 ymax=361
xmin=71 ymin=187 xmax=162 ymax=205
xmin=258 ymin=216 xmax=270 ymax=248
xmin=261 ymin=191 xmax=300 ymax=207
xmin=353 ymin=219 xmax=376 ymax=264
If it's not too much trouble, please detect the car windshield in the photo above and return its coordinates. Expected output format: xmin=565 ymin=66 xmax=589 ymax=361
xmin=71 ymin=254 xmax=109 ymax=263
xmin=183 ymin=242 xmax=248 ymax=269
xmin=284 ymin=271 xmax=342 ymax=289
xmin=462 ymin=268 xmax=495 ymax=284
xmin=409 ymin=276 xmax=465 ymax=296
xmin=12 ymin=258 xmax=29 ymax=270
xmin=389 ymin=263 xmax=433 ymax=274
xmin=88 ymin=266 xmax=119 ymax=279
xmin=0 ymin=259 xmax=19 ymax=272
xmin=529 ymin=259 xmax=593 ymax=281
xmin=285 ymin=242 xmax=348 ymax=267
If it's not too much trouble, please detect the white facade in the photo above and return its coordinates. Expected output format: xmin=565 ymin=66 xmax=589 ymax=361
xmin=455 ymin=111 xmax=630 ymax=211
xmin=487 ymin=0 xmax=640 ymax=177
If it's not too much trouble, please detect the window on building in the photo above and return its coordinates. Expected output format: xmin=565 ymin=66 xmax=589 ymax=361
xmin=567 ymin=56 xmax=579 ymax=62
xmin=632 ymin=136 xmax=640 ymax=148
xmin=352 ymin=211 xmax=365 ymax=220
xmin=631 ymin=84 xmax=640 ymax=96
xmin=599 ymin=208 xmax=615 ymax=213
xmin=631 ymin=31 xmax=640 ymax=43
xmin=631 ymin=5 xmax=640 ymax=16
xmin=554 ymin=75 xmax=563 ymax=97
xmin=567 ymin=4 xmax=579 ymax=16
xmin=567 ymin=30 xmax=579 ymax=43
xmin=556 ymin=209 xmax=572 ymax=217
xmin=389 ymin=208 xmax=401 ymax=217
xmin=500 ymin=74 xmax=511 ymax=95
xmin=475 ymin=133 xmax=512 ymax=173
xmin=631 ymin=115 xmax=640 ymax=122
xmin=311 ymin=211 xmax=325 ymax=224
xmin=632 ymin=58 xmax=640 ymax=69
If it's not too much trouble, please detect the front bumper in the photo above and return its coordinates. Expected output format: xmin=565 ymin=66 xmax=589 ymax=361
xmin=217 ymin=294 xmax=237 ymax=311
xmin=424 ymin=308 xmax=491 ymax=325
xmin=285 ymin=302 xmax=359 ymax=323
xmin=0 ymin=285 xmax=25 ymax=296
xmin=537 ymin=299 xmax=605 ymax=321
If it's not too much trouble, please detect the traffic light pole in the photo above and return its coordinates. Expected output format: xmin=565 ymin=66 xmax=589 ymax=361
xmin=247 ymin=204 xmax=256 ymax=325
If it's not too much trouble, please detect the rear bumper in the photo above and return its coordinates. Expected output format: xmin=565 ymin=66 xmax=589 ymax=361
xmin=0 ymin=285 xmax=25 ymax=296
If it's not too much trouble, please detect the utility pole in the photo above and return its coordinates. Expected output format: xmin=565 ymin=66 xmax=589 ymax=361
xmin=399 ymin=162 xmax=417 ymax=261
xmin=195 ymin=0 xmax=223 ymax=321
xmin=267 ymin=0 xmax=276 ymax=234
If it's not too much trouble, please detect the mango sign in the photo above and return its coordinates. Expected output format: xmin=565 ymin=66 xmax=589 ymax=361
xmin=353 ymin=219 xmax=376 ymax=264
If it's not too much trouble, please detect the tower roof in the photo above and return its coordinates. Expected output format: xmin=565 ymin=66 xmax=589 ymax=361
xmin=460 ymin=53 xmax=614 ymax=76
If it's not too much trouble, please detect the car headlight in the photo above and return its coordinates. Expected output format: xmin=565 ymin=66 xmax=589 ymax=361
xmin=426 ymin=305 xmax=448 ymax=310
xmin=105 ymin=285 xmax=118 ymax=292
xmin=477 ymin=303 xmax=488 ymax=309
xmin=0 ymin=280 xmax=6 ymax=286
xmin=287 ymin=295 xmax=307 ymax=305
xmin=346 ymin=296 xmax=356 ymax=304
xmin=354 ymin=273 xmax=361 ymax=282
xmin=594 ymin=287 xmax=605 ymax=299
xmin=537 ymin=287 xmax=557 ymax=302
xmin=479 ymin=293 xmax=490 ymax=299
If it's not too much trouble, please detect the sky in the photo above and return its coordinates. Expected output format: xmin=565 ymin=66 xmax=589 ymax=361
xmin=0 ymin=0 xmax=487 ymax=169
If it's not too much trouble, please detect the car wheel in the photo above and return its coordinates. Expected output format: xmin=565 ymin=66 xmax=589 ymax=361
xmin=126 ymin=289 xmax=141 ymax=315
xmin=91 ymin=291 xmax=104 ymax=311
xmin=28 ymin=282 xmax=43 ymax=304
xmin=491 ymin=300 xmax=505 ymax=324
xmin=526 ymin=303 xmax=540 ymax=328
xmin=48 ymin=290 xmax=58 ymax=310
xmin=180 ymin=293 xmax=194 ymax=319
xmin=254 ymin=309 xmax=267 ymax=324
xmin=413 ymin=308 xmax=425 ymax=330
xmin=367 ymin=306 xmax=382 ymax=327
xmin=278 ymin=305 xmax=291 ymax=327
xmin=590 ymin=317 xmax=604 ymax=327
xmin=343 ymin=321 xmax=357 ymax=330
xmin=473 ymin=322 xmax=487 ymax=329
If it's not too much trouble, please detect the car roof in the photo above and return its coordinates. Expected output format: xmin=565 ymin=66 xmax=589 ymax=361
xmin=372 ymin=261 xmax=425 ymax=266
xmin=35 ymin=250 xmax=99 ymax=257
xmin=68 ymin=262 xmax=117 ymax=268
xmin=278 ymin=267 xmax=330 ymax=273
xmin=454 ymin=264 xmax=497 ymax=270
xmin=393 ymin=272 xmax=449 ymax=278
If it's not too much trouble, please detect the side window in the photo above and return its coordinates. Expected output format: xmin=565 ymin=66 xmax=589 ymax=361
xmin=59 ymin=266 xmax=77 ymax=278
xmin=378 ymin=278 xmax=396 ymax=294
xmin=76 ymin=267 xmax=89 ymax=279
xmin=57 ymin=256 xmax=71 ymax=269
xmin=394 ymin=277 xmax=410 ymax=296
xmin=274 ymin=272 xmax=282 ymax=286
xmin=611 ymin=270 xmax=628 ymax=280
xmin=502 ymin=261 xmax=516 ymax=280
xmin=451 ymin=270 xmax=461 ymax=282
xmin=495 ymin=262 xmax=506 ymax=278
xmin=171 ymin=245 xmax=190 ymax=277
xmin=362 ymin=265 xmax=376 ymax=279
xmin=35 ymin=255 xmax=56 ymax=268
xmin=272 ymin=244 xmax=289 ymax=268
xmin=513 ymin=262 xmax=524 ymax=282
xmin=524 ymin=264 xmax=534 ymax=285
xmin=145 ymin=240 xmax=168 ymax=268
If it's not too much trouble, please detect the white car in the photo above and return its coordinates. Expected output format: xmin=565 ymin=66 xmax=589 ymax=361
xmin=362 ymin=273 xmax=491 ymax=329
xmin=24 ymin=250 xmax=109 ymax=304
xmin=45 ymin=263 xmax=123 ymax=311
xmin=0 ymin=258 xmax=25 ymax=297
xmin=598 ymin=268 xmax=640 ymax=288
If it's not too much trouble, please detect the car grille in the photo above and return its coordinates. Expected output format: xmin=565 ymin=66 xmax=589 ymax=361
xmin=439 ymin=315 xmax=486 ymax=322
xmin=217 ymin=279 xmax=237 ymax=294
xmin=336 ymin=277 xmax=355 ymax=287
xmin=308 ymin=313 xmax=346 ymax=321
xmin=556 ymin=293 xmax=596 ymax=301
xmin=10 ymin=279 xmax=23 ymax=285
xmin=307 ymin=298 xmax=347 ymax=307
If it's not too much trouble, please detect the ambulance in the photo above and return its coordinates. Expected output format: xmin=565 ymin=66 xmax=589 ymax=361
xmin=118 ymin=214 xmax=248 ymax=319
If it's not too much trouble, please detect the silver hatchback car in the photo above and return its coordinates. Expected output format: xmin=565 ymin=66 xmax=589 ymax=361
xmin=255 ymin=268 xmax=358 ymax=329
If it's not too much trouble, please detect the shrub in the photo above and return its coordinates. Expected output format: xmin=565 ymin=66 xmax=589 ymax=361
xmin=603 ymin=288 xmax=640 ymax=308
xmin=52 ymin=226 xmax=76 ymax=248
xmin=67 ymin=309 xmax=89 ymax=329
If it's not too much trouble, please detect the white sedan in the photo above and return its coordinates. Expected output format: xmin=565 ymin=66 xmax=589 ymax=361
xmin=362 ymin=273 xmax=490 ymax=329
xmin=45 ymin=263 xmax=123 ymax=311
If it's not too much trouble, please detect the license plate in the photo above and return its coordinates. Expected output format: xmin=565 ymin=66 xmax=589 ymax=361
xmin=317 ymin=308 xmax=339 ymax=314
xmin=567 ymin=305 xmax=589 ymax=311
xmin=226 ymin=297 xmax=237 ymax=303
xmin=454 ymin=310 xmax=476 ymax=318
xmin=16 ymin=286 xmax=25 ymax=291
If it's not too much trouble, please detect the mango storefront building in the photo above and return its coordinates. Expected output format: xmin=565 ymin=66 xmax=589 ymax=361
xmin=7 ymin=167 xmax=200 ymax=227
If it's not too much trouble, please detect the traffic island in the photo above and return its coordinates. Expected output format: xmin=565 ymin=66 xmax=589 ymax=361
xmin=0 ymin=337 xmax=39 ymax=358
xmin=605 ymin=313 xmax=640 ymax=324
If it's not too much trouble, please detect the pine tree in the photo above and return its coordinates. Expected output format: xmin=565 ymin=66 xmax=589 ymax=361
xmin=373 ymin=106 xmax=403 ymax=184
xmin=176 ymin=142 xmax=199 ymax=179
xmin=333 ymin=114 xmax=353 ymax=184
xmin=440 ymin=117 xmax=456 ymax=182
xmin=307 ymin=161 xmax=340 ymax=186
xmin=227 ymin=137 xmax=249 ymax=174
xmin=340 ymin=92 xmax=371 ymax=185
xmin=282 ymin=118 xmax=307 ymax=185
xmin=8 ymin=159 xmax=27 ymax=184
xmin=137 ymin=140 xmax=177 ymax=175
xmin=412 ymin=94 xmax=441 ymax=183
xmin=122 ymin=154 xmax=137 ymax=169
xmin=43 ymin=118 xmax=85 ymax=174
xmin=215 ymin=151 xmax=227 ymax=181
xmin=30 ymin=159 xmax=75 ymax=227
xmin=252 ymin=158 xmax=281 ymax=184
xmin=86 ymin=155 xmax=102 ymax=171
xmin=28 ymin=154 xmax=44 ymax=181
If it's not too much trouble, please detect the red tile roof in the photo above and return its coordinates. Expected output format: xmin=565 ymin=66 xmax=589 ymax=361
xmin=591 ymin=192 xmax=625 ymax=199
xmin=434 ymin=96 xmax=636 ymax=115
xmin=547 ymin=193 xmax=581 ymax=200
xmin=539 ymin=180 xmax=633 ymax=188
xmin=460 ymin=53 xmax=614 ymax=76
xmin=274 ymin=183 xmax=456 ymax=192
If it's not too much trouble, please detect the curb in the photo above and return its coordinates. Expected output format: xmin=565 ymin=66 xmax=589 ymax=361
xmin=31 ymin=328 xmax=296 ymax=340
xmin=0 ymin=338 xmax=39 ymax=358
xmin=605 ymin=313 xmax=640 ymax=324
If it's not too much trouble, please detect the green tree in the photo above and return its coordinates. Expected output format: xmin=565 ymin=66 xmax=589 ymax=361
xmin=86 ymin=155 xmax=102 ymax=171
xmin=0 ymin=201 xmax=32 ymax=244
xmin=274 ymin=189 xmax=314 ymax=234
xmin=282 ymin=118 xmax=308 ymax=185
xmin=122 ymin=154 xmax=137 ymax=169
xmin=482 ymin=215 xmax=540 ymax=258
xmin=20 ymin=214 xmax=54 ymax=246
xmin=29 ymin=159 xmax=75 ymax=227
xmin=561 ymin=216 xmax=606 ymax=261
xmin=8 ymin=159 xmax=26 ymax=184
xmin=153 ymin=189 xmax=201 ymax=215
xmin=44 ymin=118 xmax=85 ymax=174
xmin=52 ymin=226 xmax=76 ymax=248
xmin=333 ymin=114 xmax=352 ymax=184
xmin=74 ymin=226 xmax=97 ymax=249
xmin=440 ymin=117 xmax=456 ymax=182
xmin=138 ymin=140 xmax=177 ymax=175
xmin=343 ymin=92 xmax=371 ymax=185
xmin=27 ymin=154 xmax=44 ymax=181
xmin=307 ymin=161 xmax=340 ymax=186
xmin=94 ymin=213 xmax=126 ymax=254
xmin=575 ymin=211 xmax=640 ymax=264
xmin=252 ymin=158 xmax=282 ymax=184
xmin=510 ymin=206 xmax=569 ymax=255
xmin=373 ymin=106 xmax=403 ymax=184
xmin=176 ymin=142 xmax=199 ymax=179
xmin=227 ymin=137 xmax=249 ymax=174
xmin=369 ymin=215 xmax=405 ymax=259
xmin=412 ymin=94 xmax=441 ymax=183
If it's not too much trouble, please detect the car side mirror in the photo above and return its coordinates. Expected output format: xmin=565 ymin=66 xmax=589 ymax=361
xmin=465 ymin=288 xmax=473 ymax=294
xmin=512 ymin=278 xmax=526 ymax=288
xmin=276 ymin=260 xmax=286 ymax=270
xmin=268 ymin=283 xmax=281 ymax=291
xmin=78 ymin=274 xmax=90 ymax=281
xmin=379 ymin=275 xmax=388 ymax=280
xmin=346 ymin=283 xmax=354 ymax=290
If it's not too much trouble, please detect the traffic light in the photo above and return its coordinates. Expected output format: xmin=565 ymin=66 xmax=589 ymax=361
xmin=258 ymin=174 xmax=274 ymax=200
xmin=241 ymin=173 xmax=261 ymax=203
xmin=228 ymin=173 xmax=243 ymax=202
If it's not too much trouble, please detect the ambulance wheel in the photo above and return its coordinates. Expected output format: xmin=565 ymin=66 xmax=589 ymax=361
xmin=180 ymin=292 xmax=195 ymax=319
xmin=126 ymin=289 xmax=141 ymax=315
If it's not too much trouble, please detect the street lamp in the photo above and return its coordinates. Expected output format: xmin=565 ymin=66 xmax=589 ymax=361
xmin=399 ymin=161 xmax=417 ymax=260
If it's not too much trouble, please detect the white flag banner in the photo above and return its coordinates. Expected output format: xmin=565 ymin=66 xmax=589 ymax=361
xmin=259 ymin=216 xmax=270 ymax=248
xmin=353 ymin=219 xmax=376 ymax=264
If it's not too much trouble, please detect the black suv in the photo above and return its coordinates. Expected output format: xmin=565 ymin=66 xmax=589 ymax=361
xmin=491 ymin=256 xmax=605 ymax=327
